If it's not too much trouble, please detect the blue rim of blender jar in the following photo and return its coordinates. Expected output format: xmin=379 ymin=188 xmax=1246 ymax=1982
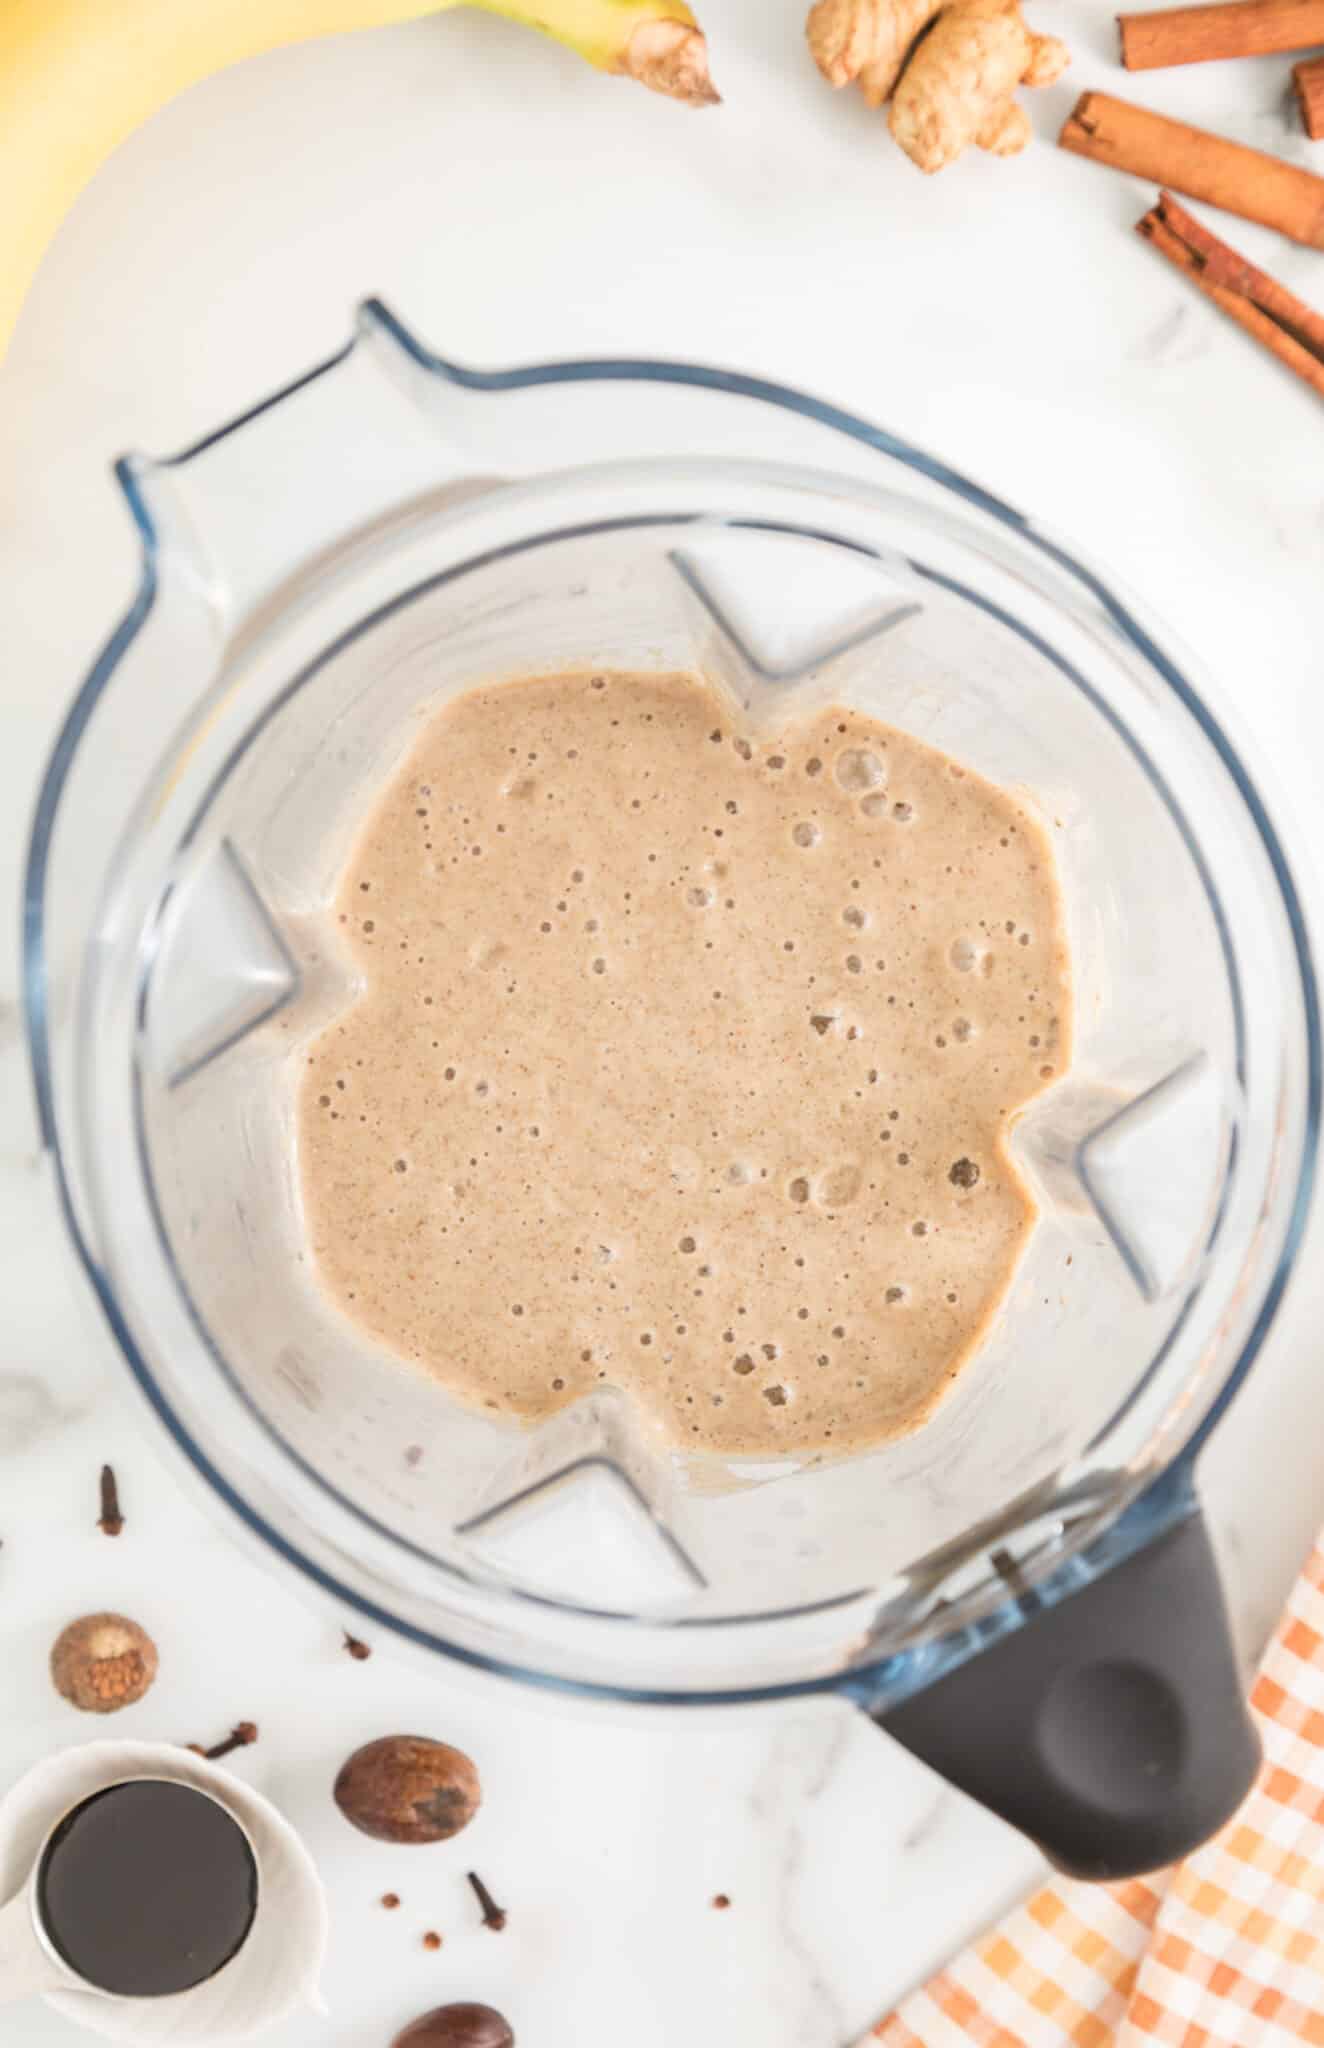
xmin=22 ymin=304 xmax=1322 ymax=1707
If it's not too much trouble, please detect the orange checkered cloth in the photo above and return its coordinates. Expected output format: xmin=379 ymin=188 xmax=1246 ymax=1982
xmin=864 ymin=1536 xmax=1324 ymax=2048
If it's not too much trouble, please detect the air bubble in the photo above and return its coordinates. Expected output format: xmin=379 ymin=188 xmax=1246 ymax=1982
xmin=818 ymin=1163 xmax=862 ymax=1207
xmin=953 ymin=1017 xmax=974 ymax=1042
xmin=835 ymin=748 xmax=885 ymax=793
xmin=592 ymin=958 xmax=606 ymax=975
xmin=788 ymin=1176 xmax=811 ymax=1205
xmin=727 ymin=1162 xmax=753 ymax=1185
xmin=763 ymin=1384 xmax=788 ymax=1406
xmin=951 ymin=938 xmax=979 ymax=973
xmin=733 ymin=738 xmax=753 ymax=760
xmin=761 ymin=1342 xmax=779 ymax=1361
xmin=843 ymin=905 xmax=868 ymax=930
xmin=792 ymin=821 xmax=820 ymax=849
xmin=893 ymin=802 xmax=914 ymax=823
xmin=846 ymin=955 xmax=862 ymax=975
xmin=679 ymin=1235 xmax=697 ymax=1254
xmin=767 ymin=754 xmax=786 ymax=771
xmin=687 ymin=886 xmax=714 ymax=908
xmin=885 ymin=1286 xmax=906 ymax=1305
xmin=911 ymin=1220 xmax=929 ymax=1237
xmin=859 ymin=793 xmax=889 ymax=819
xmin=733 ymin=1354 xmax=755 ymax=1376
xmin=949 ymin=1158 xmax=980 ymax=1189
xmin=806 ymin=758 xmax=823 ymax=777
xmin=394 ymin=1159 xmax=408 ymax=1174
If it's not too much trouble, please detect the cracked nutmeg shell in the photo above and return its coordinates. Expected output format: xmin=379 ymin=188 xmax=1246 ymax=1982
xmin=51 ymin=1613 xmax=158 ymax=1713
xmin=393 ymin=2006 xmax=514 ymax=2048
xmin=334 ymin=1735 xmax=481 ymax=1844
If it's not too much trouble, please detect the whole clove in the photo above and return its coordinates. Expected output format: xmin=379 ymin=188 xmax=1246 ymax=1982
xmin=466 ymin=1871 xmax=507 ymax=1932
xmin=187 ymin=1721 xmax=258 ymax=1760
xmin=97 ymin=1464 xmax=124 ymax=1537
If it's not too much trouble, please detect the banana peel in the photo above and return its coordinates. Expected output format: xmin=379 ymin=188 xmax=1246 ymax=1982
xmin=0 ymin=0 xmax=717 ymax=357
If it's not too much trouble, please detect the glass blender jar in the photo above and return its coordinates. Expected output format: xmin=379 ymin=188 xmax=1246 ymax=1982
xmin=25 ymin=301 xmax=1318 ymax=1880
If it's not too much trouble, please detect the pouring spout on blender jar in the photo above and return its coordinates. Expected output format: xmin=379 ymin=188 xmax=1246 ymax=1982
xmin=23 ymin=300 xmax=1318 ymax=1886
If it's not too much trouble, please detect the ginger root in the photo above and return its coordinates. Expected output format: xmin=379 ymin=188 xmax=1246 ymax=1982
xmin=807 ymin=0 xmax=1068 ymax=172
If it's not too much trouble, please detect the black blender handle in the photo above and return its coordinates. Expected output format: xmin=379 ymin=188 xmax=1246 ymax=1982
xmin=876 ymin=1500 xmax=1260 ymax=1881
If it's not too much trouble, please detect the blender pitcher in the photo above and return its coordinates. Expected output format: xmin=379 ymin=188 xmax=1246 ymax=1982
xmin=24 ymin=301 xmax=1319 ymax=1881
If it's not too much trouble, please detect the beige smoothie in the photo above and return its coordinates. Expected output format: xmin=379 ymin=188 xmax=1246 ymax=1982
xmin=298 ymin=669 xmax=1071 ymax=1458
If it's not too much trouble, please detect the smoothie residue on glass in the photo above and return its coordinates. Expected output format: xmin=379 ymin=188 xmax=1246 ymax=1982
xmin=297 ymin=669 xmax=1072 ymax=1457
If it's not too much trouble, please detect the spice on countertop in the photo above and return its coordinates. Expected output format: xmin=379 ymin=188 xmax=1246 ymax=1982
xmin=1119 ymin=0 xmax=1324 ymax=69
xmin=422 ymin=1930 xmax=443 ymax=1951
xmin=343 ymin=1630 xmax=373 ymax=1660
xmin=393 ymin=2005 xmax=515 ymax=2048
xmin=334 ymin=1735 xmax=481 ymax=1843
xmin=1059 ymin=90 xmax=1324 ymax=249
xmin=96 ymin=1464 xmax=123 ymax=1537
xmin=712 ymin=1893 xmax=732 ymax=1910
xmin=1296 ymin=54 xmax=1324 ymax=138
xmin=51 ymin=1614 xmax=157 ymax=1713
xmin=382 ymin=1892 xmax=402 ymax=1910
xmin=467 ymin=1871 xmax=507 ymax=1932
xmin=187 ymin=1721 xmax=259 ymax=1761
xmin=1137 ymin=189 xmax=1324 ymax=400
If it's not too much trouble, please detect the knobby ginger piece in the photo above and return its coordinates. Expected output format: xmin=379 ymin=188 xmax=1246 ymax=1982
xmin=617 ymin=17 xmax=720 ymax=104
xmin=807 ymin=0 xmax=1068 ymax=171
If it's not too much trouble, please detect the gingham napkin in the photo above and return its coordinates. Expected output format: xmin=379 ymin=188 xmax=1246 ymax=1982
xmin=863 ymin=1535 xmax=1324 ymax=2048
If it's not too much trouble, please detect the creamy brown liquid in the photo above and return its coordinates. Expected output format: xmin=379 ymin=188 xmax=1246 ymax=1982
xmin=298 ymin=671 xmax=1071 ymax=1457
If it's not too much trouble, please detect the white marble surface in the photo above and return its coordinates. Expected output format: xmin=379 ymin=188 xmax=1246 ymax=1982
xmin=2 ymin=5 xmax=1324 ymax=2043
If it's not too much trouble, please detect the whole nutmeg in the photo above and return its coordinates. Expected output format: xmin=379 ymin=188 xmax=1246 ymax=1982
xmin=334 ymin=1735 xmax=481 ymax=1844
xmin=393 ymin=2005 xmax=514 ymax=2048
xmin=51 ymin=1613 xmax=158 ymax=1713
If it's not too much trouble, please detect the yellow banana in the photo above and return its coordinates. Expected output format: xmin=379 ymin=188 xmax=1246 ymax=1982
xmin=0 ymin=0 xmax=717 ymax=356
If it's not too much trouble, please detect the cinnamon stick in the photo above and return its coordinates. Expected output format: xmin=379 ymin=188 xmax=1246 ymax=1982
xmin=1060 ymin=92 xmax=1324 ymax=248
xmin=1294 ymin=53 xmax=1324 ymax=137
xmin=1120 ymin=0 xmax=1324 ymax=69
xmin=1138 ymin=190 xmax=1324 ymax=398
